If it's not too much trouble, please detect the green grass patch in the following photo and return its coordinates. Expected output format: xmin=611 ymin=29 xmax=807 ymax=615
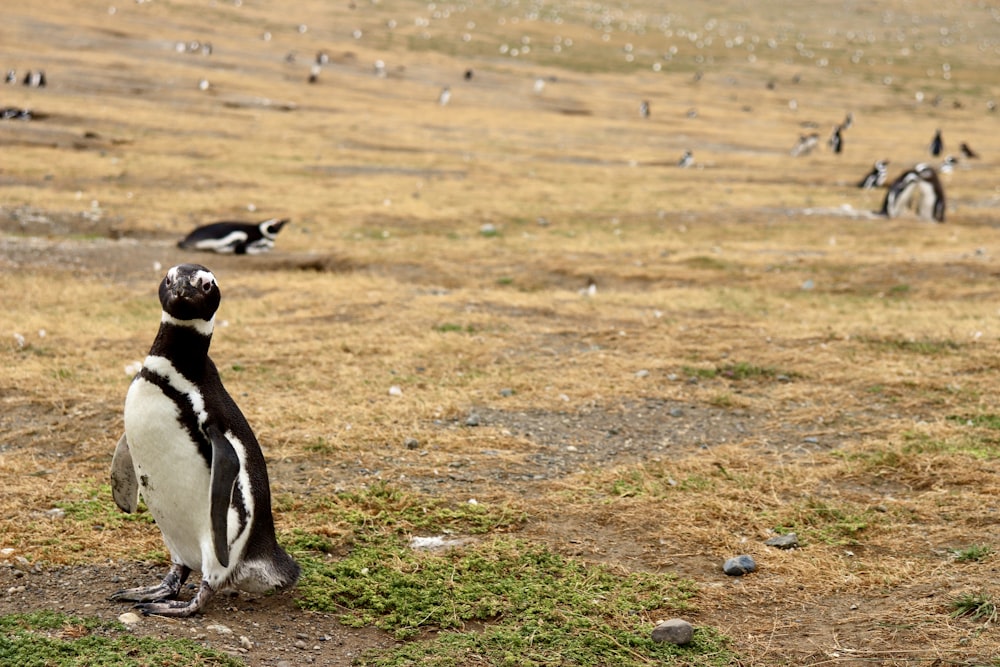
xmin=948 ymin=414 xmax=1000 ymax=430
xmin=857 ymin=335 xmax=962 ymax=355
xmin=953 ymin=545 xmax=993 ymax=563
xmin=0 ymin=610 xmax=240 ymax=666
xmin=768 ymin=498 xmax=875 ymax=546
xmin=901 ymin=431 xmax=1000 ymax=460
xmin=298 ymin=537 xmax=727 ymax=665
xmin=54 ymin=482 xmax=152 ymax=529
xmin=281 ymin=484 xmax=735 ymax=665
xmin=434 ymin=323 xmax=475 ymax=334
xmin=950 ymin=592 xmax=998 ymax=624
xmin=682 ymin=362 xmax=793 ymax=382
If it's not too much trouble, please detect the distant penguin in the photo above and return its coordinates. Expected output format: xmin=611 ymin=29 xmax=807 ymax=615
xmin=828 ymin=125 xmax=843 ymax=154
xmin=178 ymin=218 xmax=288 ymax=255
xmin=857 ymin=159 xmax=889 ymax=189
xmin=639 ymin=100 xmax=650 ymax=118
xmin=842 ymin=111 xmax=854 ymax=130
xmin=790 ymin=133 xmax=819 ymax=157
xmin=929 ymin=129 xmax=943 ymax=157
xmin=677 ymin=150 xmax=694 ymax=168
xmin=960 ymin=142 xmax=979 ymax=159
xmin=880 ymin=163 xmax=945 ymax=222
xmin=438 ymin=85 xmax=451 ymax=106
xmin=22 ymin=70 xmax=45 ymax=87
xmin=464 ymin=68 xmax=474 ymax=81
xmin=4 ymin=70 xmax=16 ymax=84
xmin=316 ymin=51 xmax=329 ymax=65
xmin=308 ymin=63 xmax=321 ymax=84
xmin=110 ymin=264 xmax=300 ymax=617
xmin=939 ymin=155 xmax=957 ymax=174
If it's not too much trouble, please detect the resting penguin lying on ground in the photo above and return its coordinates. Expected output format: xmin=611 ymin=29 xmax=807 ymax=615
xmin=110 ymin=263 xmax=299 ymax=617
xmin=177 ymin=217 xmax=289 ymax=255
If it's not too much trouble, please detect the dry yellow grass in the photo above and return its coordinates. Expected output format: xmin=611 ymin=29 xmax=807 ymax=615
xmin=3 ymin=0 xmax=1000 ymax=664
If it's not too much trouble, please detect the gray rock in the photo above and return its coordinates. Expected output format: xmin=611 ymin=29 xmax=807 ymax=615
xmin=651 ymin=618 xmax=694 ymax=645
xmin=722 ymin=554 xmax=757 ymax=576
xmin=765 ymin=533 xmax=799 ymax=549
xmin=465 ymin=413 xmax=481 ymax=427
xmin=404 ymin=438 xmax=420 ymax=450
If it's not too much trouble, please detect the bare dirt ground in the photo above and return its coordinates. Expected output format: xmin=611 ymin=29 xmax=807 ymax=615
xmin=4 ymin=0 xmax=1000 ymax=665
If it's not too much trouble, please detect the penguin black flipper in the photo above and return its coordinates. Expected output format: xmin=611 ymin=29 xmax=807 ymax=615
xmin=207 ymin=423 xmax=240 ymax=569
xmin=110 ymin=434 xmax=139 ymax=514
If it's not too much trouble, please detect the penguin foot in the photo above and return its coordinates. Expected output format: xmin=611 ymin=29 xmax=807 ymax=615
xmin=135 ymin=581 xmax=216 ymax=618
xmin=110 ymin=563 xmax=190 ymax=603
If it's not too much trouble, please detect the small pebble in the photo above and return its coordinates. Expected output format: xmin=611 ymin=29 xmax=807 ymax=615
xmin=651 ymin=618 xmax=694 ymax=645
xmin=239 ymin=635 xmax=253 ymax=650
xmin=465 ymin=413 xmax=480 ymax=427
xmin=722 ymin=554 xmax=757 ymax=576
xmin=635 ymin=369 xmax=649 ymax=378
xmin=404 ymin=437 xmax=419 ymax=450
xmin=765 ymin=533 xmax=799 ymax=549
xmin=118 ymin=612 xmax=141 ymax=626
xmin=499 ymin=388 xmax=514 ymax=397
xmin=207 ymin=623 xmax=233 ymax=635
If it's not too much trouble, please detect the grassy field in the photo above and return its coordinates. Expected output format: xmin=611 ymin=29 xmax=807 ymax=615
xmin=3 ymin=0 xmax=1000 ymax=664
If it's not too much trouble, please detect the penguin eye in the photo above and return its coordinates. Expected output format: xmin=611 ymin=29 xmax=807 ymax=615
xmin=164 ymin=275 xmax=172 ymax=286
xmin=202 ymin=280 xmax=213 ymax=293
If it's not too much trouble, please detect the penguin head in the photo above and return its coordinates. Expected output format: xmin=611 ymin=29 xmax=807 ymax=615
xmin=260 ymin=218 xmax=289 ymax=240
xmin=159 ymin=264 xmax=221 ymax=323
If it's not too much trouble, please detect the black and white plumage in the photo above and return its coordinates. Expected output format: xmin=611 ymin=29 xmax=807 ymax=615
xmin=828 ymin=125 xmax=843 ymax=154
xmin=22 ymin=70 xmax=45 ymax=87
xmin=939 ymin=155 xmax=957 ymax=174
xmin=178 ymin=218 xmax=288 ymax=255
xmin=880 ymin=163 xmax=945 ymax=223
xmin=857 ymin=159 xmax=889 ymax=189
xmin=639 ymin=100 xmax=650 ymax=118
xmin=677 ymin=150 xmax=694 ymax=168
xmin=111 ymin=264 xmax=299 ymax=617
xmin=929 ymin=129 xmax=943 ymax=157
xmin=960 ymin=142 xmax=979 ymax=159
xmin=790 ymin=133 xmax=819 ymax=157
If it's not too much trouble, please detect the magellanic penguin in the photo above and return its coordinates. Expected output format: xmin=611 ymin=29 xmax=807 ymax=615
xmin=880 ymin=163 xmax=945 ymax=223
xmin=857 ymin=159 xmax=889 ymax=189
xmin=111 ymin=264 xmax=299 ymax=616
xmin=177 ymin=218 xmax=288 ymax=255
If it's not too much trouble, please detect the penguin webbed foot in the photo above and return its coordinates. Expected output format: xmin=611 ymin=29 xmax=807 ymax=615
xmin=134 ymin=581 xmax=215 ymax=618
xmin=109 ymin=563 xmax=189 ymax=603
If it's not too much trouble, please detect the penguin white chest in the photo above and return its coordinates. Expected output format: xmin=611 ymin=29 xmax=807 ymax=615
xmin=124 ymin=371 xmax=215 ymax=570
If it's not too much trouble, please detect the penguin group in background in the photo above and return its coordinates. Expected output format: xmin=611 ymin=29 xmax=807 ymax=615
xmin=178 ymin=217 xmax=288 ymax=255
xmin=858 ymin=159 xmax=889 ymax=189
xmin=5 ymin=69 xmax=45 ymax=87
xmin=929 ymin=129 xmax=943 ymax=157
xmin=880 ymin=163 xmax=945 ymax=222
xmin=111 ymin=264 xmax=299 ymax=616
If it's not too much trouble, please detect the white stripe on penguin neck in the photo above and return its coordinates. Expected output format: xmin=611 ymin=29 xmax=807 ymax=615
xmin=162 ymin=311 xmax=215 ymax=336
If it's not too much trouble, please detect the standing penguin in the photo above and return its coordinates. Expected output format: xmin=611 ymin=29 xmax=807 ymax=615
xmin=110 ymin=264 xmax=299 ymax=616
